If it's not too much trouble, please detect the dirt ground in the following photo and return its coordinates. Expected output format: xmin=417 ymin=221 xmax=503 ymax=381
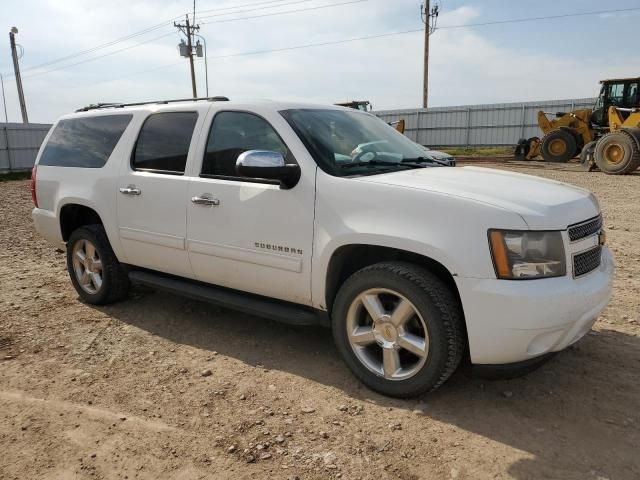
xmin=1 ymin=163 xmax=639 ymax=480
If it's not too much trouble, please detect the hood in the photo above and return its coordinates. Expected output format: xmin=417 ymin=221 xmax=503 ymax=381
xmin=421 ymin=149 xmax=453 ymax=160
xmin=357 ymin=166 xmax=599 ymax=230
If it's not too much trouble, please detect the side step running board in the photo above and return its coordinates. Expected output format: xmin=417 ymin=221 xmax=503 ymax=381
xmin=128 ymin=270 xmax=320 ymax=326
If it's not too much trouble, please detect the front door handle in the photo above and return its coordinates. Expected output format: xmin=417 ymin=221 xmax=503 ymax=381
xmin=191 ymin=195 xmax=220 ymax=206
xmin=119 ymin=185 xmax=141 ymax=195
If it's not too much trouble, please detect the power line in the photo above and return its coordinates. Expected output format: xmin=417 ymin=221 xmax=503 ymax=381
xmin=74 ymin=3 xmax=640 ymax=88
xmin=198 ymin=0 xmax=319 ymax=20
xmin=196 ymin=0 xmax=311 ymax=15
xmin=21 ymin=31 xmax=177 ymax=80
xmin=199 ymin=0 xmax=366 ymax=24
xmin=13 ymin=0 xmax=320 ymax=76
xmin=209 ymin=28 xmax=423 ymax=59
xmin=19 ymin=23 xmax=176 ymax=75
xmin=81 ymin=27 xmax=427 ymax=88
xmin=436 ymin=7 xmax=640 ymax=30
xmin=13 ymin=0 xmax=367 ymax=80
xmin=14 ymin=5 xmax=640 ymax=82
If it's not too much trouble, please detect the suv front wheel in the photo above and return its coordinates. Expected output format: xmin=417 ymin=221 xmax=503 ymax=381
xmin=66 ymin=225 xmax=130 ymax=305
xmin=332 ymin=262 xmax=465 ymax=397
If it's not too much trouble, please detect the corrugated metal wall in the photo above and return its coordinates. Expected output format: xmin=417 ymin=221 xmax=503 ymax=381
xmin=0 ymin=123 xmax=52 ymax=172
xmin=374 ymin=98 xmax=597 ymax=148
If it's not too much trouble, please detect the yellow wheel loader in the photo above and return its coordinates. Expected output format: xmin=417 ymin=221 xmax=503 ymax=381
xmin=334 ymin=100 xmax=406 ymax=134
xmin=580 ymin=106 xmax=640 ymax=174
xmin=515 ymin=77 xmax=640 ymax=167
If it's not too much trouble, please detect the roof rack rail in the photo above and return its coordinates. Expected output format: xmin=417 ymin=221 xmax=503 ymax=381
xmin=75 ymin=96 xmax=230 ymax=112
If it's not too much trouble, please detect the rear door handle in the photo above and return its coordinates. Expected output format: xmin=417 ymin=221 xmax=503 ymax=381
xmin=119 ymin=185 xmax=141 ymax=195
xmin=191 ymin=195 xmax=220 ymax=206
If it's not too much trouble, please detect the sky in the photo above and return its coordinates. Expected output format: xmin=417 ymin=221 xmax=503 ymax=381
xmin=1 ymin=0 xmax=640 ymax=123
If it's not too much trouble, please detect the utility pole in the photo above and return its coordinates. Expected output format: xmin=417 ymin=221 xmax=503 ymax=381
xmin=421 ymin=1 xmax=439 ymax=109
xmin=9 ymin=27 xmax=28 ymax=123
xmin=174 ymin=15 xmax=199 ymax=98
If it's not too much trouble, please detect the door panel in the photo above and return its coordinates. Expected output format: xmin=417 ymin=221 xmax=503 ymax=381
xmin=186 ymin=110 xmax=315 ymax=305
xmin=187 ymin=179 xmax=314 ymax=304
xmin=117 ymin=110 xmax=203 ymax=278
xmin=117 ymin=172 xmax=193 ymax=277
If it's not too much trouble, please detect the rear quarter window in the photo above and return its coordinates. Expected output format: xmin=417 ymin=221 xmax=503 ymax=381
xmin=39 ymin=114 xmax=133 ymax=168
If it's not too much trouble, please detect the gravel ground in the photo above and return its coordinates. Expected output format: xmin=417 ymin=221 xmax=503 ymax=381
xmin=1 ymin=164 xmax=639 ymax=480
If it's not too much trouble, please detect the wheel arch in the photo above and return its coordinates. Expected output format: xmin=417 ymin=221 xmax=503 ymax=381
xmin=59 ymin=202 xmax=104 ymax=242
xmin=324 ymin=243 xmax=462 ymax=317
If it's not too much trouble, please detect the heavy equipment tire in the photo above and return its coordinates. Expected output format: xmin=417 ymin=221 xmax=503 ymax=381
xmin=66 ymin=224 xmax=130 ymax=305
xmin=332 ymin=262 xmax=465 ymax=398
xmin=514 ymin=138 xmax=527 ymax=159
xmin=565 ymin=128 xmax=584 ymax=156
xmin=540 ymin=129 xmax=577 ymax=163
xmin=526 ymin=136 xmax=540 ymax=160
xmin=579 ymin=141 xmax=597 ymax=171
xmin=594 ymin=130 xmax=640 ymax=175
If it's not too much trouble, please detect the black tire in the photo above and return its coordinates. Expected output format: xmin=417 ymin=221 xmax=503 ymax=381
xmin=567 ymin=128 xmax=584 ymax=155
xmin=331 ymin=262 xmax=465 ymax=398
xmin=525 ymin=136 xmax=540 ymax=160
xmin=594 ymin=130 xmax=640 ymax=175
xmin=514 ymin=138 xmax=527 ymax=159
xmin=540 ymin=129 xmax=577 ymax=163
xmin=66 ymin=224 xmax=130 ymax=305
xmin=579 ymin=140 xmax=597 ymax=171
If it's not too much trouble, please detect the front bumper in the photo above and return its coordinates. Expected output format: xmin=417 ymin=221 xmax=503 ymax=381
xmin=455 ymin=247 xmax=614 ymax=365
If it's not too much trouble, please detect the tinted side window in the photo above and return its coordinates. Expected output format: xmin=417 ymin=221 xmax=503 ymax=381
xmin=626 ymin=82 xmax=639 ymax=106
xmin=202 ymin=111 xmax=292 ymax=177
xmin=607 ymin=83 xmax=625 ymax=105
xmin=132 ymin=112 xmax=198 ymax=174
xmin=39 ymin=115 xmax=132 ymax=168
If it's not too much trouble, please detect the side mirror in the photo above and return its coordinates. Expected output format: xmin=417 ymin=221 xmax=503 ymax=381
xmin=236 ymin=150 xmax=300 ymax=189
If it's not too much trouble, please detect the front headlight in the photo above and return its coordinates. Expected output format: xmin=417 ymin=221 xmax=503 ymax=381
xmin=488 ymin=230 xmax=566 ymax=279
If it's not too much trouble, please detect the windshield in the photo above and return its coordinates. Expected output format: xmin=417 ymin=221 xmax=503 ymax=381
xmin=280 ymin=109 xmax=434 ymax=176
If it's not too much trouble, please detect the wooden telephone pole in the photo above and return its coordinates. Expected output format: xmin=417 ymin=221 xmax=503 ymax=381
xmin=421 ymin=1 xmax=439 ymax=109
xmin=174 ymin=15 xmax=200 ymax=98
xmin=9 ymin=27 xmax=28 ymax=123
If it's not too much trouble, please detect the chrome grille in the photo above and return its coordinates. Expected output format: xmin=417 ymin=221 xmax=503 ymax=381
xmin=568 ymin=215 xmax=602 ymax=242
xmin=573 ymin=246 xmax=602 ymax=277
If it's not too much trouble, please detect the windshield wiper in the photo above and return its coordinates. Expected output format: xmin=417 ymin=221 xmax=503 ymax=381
xmin=402 ymin=156 xmax=451 ymax=167
xmin=340 ymin=160 xmax=425 ymax=170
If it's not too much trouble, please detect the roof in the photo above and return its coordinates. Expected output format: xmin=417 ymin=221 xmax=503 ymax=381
xmin=599 ymin=77 xmax=640 ymax=84
xmin=75 ymin=96 xmax=230 ymax=112
xmin=74 ymin=97 xmax=346 ymax=114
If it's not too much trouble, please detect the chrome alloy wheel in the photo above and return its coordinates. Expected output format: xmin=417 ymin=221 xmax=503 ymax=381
xmin=71 ymin=239 xmax=103 ymax=294
xmin=346 ymin=288 xmax=429 ymax=381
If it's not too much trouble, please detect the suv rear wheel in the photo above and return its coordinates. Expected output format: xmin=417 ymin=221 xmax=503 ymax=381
xmin=66 ymin=225 xmax=129 ymax=305
xmin=332 ymin=262 xmax=465 ymax=397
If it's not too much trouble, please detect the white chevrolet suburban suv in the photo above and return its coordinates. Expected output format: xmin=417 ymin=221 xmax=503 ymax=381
xmin=31 ymin=97 xmax=613 ymax=397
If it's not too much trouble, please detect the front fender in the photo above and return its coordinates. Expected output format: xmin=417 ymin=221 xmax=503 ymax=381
xmin=311 ymin=172 xmax=528 ymax=310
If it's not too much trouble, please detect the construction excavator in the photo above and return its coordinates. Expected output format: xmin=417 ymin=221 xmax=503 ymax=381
xmin=515 ymin=77 xmax=640 ymax=174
